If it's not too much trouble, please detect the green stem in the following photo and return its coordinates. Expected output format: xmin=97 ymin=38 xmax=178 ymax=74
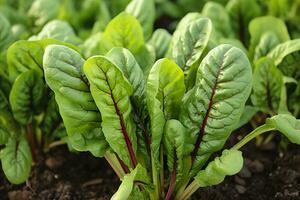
xmin=104 ymin=152 xmax=126 ymax=179
xmin=150 ymin=152 xmax=160 ymax=200
xmin=231 ymin=124 xmax=275 ymax=150
xmin=178 ymin=180 xmax=199 ymax=200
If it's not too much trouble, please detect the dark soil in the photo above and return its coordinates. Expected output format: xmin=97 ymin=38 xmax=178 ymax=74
xmin=1 ymin=132 xmax=300 ymax=200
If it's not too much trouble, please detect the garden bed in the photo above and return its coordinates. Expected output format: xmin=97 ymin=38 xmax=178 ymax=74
xmin=1 ymin=132 xmax=299 ymax=200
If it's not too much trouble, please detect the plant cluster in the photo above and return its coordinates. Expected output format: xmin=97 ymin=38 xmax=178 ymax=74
xmin=0 ymin=0 xmax=300 ymax=199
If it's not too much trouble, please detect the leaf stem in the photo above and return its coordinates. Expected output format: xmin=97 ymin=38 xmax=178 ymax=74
xmin=231 ymin=124 xmax=275 ymax=150
xmin=165 ymin=151 xmax=177 ymax=200
xmin=26 ymin=123 xmax=38 ymax=163
xmin=177 ymin=180 xmax=199 ymax=200
xmin=104 ymin=152 xmax=126 ymax=179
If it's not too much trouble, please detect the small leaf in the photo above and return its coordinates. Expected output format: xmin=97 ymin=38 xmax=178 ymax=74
xmin=111 ymin=164 xmax=151 ymax=200
xmin=9 ymin=69 xmax=45 ymax=125
xmin=170 ymin=17 xmax=212 ymax=72
xmin=194 ymin=149 xmax=243 ymax=187
xmin=251 ymin=57 xmax=283 ymax=114
xmin=266 ymin=114 xmax=300 ymax=144
xmin=147 ymin=58 xmax=185 ymax=171
xmin=267 ymin=39 xmax=300 ymax=79
xmin=164 ymin=120 xmax=191 ymax=184
xmin=248 ymin=16 xmax=290 ymax=58
xmin=43 ymin=45 xmax=108 ymax=157
xmin=202 ymin=2 xmax=234 ymax=41
xmin=29 ymin=20 xmax=81 ymax=45
xmin=0 ymin=14 xmax=14 ymax=51
xmin=1 ymin=136 xmax=32 ymax=184
xmin=84 ymin=55 xmax=137 ymax=167
xmin=7 ymin=39 xmax=79 ymax=81
xmin=125 ymin=0 xmax=155 ymax=40
xmin=149 ymin=29 xmax=172 ymax=59
xmin=100 ymin=12 xmax=144 ymax=54
xmin=253 ymin=32 xmax=281 ymax=62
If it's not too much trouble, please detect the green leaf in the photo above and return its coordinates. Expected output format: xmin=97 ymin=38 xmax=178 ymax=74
xmin=226 ymin=0 xmax=261 ymax=44
xmin=194 ymin=149 xmax=243 ymax=187
xmin=170 ymin=17 xmax=212 ymax=72
xmin=7 ymin=40 xmax=44 ymax=81
xmin=248 ymin=16 xmax=290 ymax=59
xmin=202 ymin=2 xmax=234 ymax=42
xmin=7 ymin=38 xmax=80 ymax=81
xmin=251 ymin=57 xmax=283 ymax=114
xmin=39 ymin=94 xmax=61 ymax=136
xmin=111 ymin=164 xmax=150 ymax=200
xmin=147 ymin=58 xmax=185 ymax=177
xmin=100 ymin=12 xmax=144 ymax=54
xmin=253 ymin=32 xmax=281 ymax=62
xmin=82 ymin=33 xmax=102 ymax=58
xmin=28 ymin=0 xmax=60 ymax=27
xmin=30 ymin=20 xmax=82 ymax=45
xmin=164 ymin=120 xmax=191 ymax=184
xmin=149 ymin=28 xmax=172 ymax=59
xmin=125 ymin=0 xmax=155 ymax=40
xmin=43 ymin=44 xmax=108 ymax=157
xmin=105 ymin=47 xmax=149 ymax=165
xmin=84 ymin=55 xmax=137 ymax=168
xmin=267 ymin=39 xmax=300 ymax=79
xmin=1 ymin=136 xmax=32 ymax=184
xmin=0 ymin=14 xmax=14 ymax=52
xmin=0 ymin=127 xmax=9 ymax=145
xmin=9 ymin=69 xmax=45 ymax=125
xmin=134 ymin=44 xmax=156 ymax=76
xmin=266 ymin=114 xmax=300 ymax=145
xmin=278 ymin=77 xmax=298 ymax=114
xmin=179 ymin=44 xmax=252 ymax=174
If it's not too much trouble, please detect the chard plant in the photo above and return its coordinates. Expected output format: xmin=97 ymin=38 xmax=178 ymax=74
xmin=0 ymin=12 xmax=81 ymax=184
xmin=41 ymin=12 xmax=300 ymax=200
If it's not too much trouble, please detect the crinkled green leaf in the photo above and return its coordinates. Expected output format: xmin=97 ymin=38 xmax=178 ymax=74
xmin=251 ymin=57 xmax=283 ymax=114
xmin=164 ymin=119 xmax=191 ymax=184
xmin=149 ymin=29 xmax=171 ymax=59
xmin=170 ymin=17 xmax=212 ymax=72
xmin=111 ymin=164 xmax=150 ymax=200
xmin=9 ymin=69 xmax=45 ymax=125
xmin=105 ymin=47 xmax=150 ymax=165
xmin=179 ymin=44 xmax=252 ymax=174
xmin=0 ymin=14 xmax=14 ymax=52
xmin=202 ymin=2 xmax=234 ymax=42
xmin=249 ymin=16 xmax=290 ymax=58
xmin=125 ymin=0 xmax=155 ymax=40
xmin=253 ymin=32 xmax=281 ymax=62
xmin=266 ymin=114 xmax=300 ymax=144
xmin=267 ymin=39 xmax=300 ymax=79
xmin=1 ymin=136 xmax=32 ymax=184
xmin=30 ymin=20 xmax=82 ymax=45
xmin=84 ymin=55 xmax=137 ymax=167
xmin=194 ymin=149 xmax=243 ymax=187
xmin=43 ymin=45 xmax=108 ymax=157
xmin=147 ymin=58 xmax=185 ymax=171
xmin=7 ymin=38 xmax=79 ymax=81
xmin=100 ymin=12 xmax=144 ymax=54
